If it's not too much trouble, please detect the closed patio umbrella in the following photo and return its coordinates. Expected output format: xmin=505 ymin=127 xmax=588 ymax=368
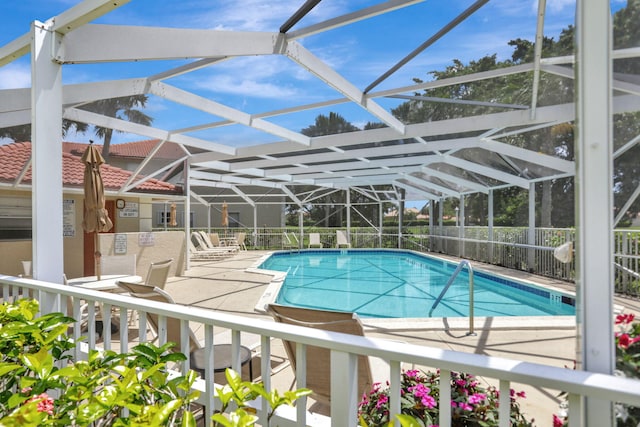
xmin=81 ymin=142 xmax=113 ymax=279
xmin=221 ymin=201 xmax=229 ymax=228
xmin=169 ymin=202 xmax=178 ymax=227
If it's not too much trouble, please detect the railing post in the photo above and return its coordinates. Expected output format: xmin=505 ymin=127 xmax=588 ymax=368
xmin=331 ymin=350 xmax=358 ymax=426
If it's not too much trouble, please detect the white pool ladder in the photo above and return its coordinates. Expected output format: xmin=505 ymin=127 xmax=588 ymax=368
xmin=429 ymin=260 xmax=476 ymax=336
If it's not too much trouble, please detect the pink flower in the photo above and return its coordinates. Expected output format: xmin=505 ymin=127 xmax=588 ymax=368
xmin=516 ymin=391 xmax=526 ymax=398
xmin=27 ymin=393 xmax=54 ymax=415
xmin=618 ymin=333 xmax=631 ymax=349
xmin=408 ymin=384 xmax=436 ymax=408
xmin=405 ymin=369 xmax=419 ymax=378
xmin=375 ymin=394 xmax=388 ymax=409
xmin=458 ymin=401 xmax=473 ymax=411
xmin=468 ymin=393 xmax=486 ymax=404
xmin=553 ymin=414 xmax=565 ymax=427
xmin=616 ymin=313 xmax=635 ymax=325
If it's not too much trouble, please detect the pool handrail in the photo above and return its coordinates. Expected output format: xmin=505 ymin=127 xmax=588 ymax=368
xmin=429 ymin=259 xmax=475 ymax=335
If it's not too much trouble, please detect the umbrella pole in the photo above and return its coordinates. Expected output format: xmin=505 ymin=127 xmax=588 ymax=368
xmin=94 ymin=232 xmax=101 ymax=280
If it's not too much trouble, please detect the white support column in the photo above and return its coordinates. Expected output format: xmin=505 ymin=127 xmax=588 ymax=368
xmin=346 ymin=189 xmax=351 ymax=240
xmin=438 ymin=198 xmax=444 ymax=252
xmin=488 ymin=190 xmax=494 ymax=262
xmin=378 ymin=202 xmax=383 ymax=247
xmin=253 ymin=205 xmax=258 ymax=248
xmin=528 ymin=183 xmax=536 ymax=271
xmin=575 ymin=1 xmax=614 ymax=425
xmin=185 ymin=159 xmax=191 ymax=271
xmin=459 ymin=195 xmax=465 ymax=257
xmin=31 ymin=21 xmax=63 ymax=298
xmin=428 ymin=200 xmax=434 ymax=251
xmin=298 ymin=209 xmax=304 ymax=248
xmin=207 ymin=204 xmax=211 ymax=232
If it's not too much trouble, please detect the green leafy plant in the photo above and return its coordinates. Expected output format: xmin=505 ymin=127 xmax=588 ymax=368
xmin=358 ymin=369 xmax=534 ymax=427
xmin=211 ymin=369 xmax=311 ymax=426
xmin=0 ymin=299 xmax=310 ymax=427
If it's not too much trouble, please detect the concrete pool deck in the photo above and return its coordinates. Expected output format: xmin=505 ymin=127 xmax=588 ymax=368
xmin=159 ymin=250 xmax=640 ymax=424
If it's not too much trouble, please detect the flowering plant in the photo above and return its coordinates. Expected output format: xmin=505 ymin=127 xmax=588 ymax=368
xmin=358 ymin=369 xmax=534 ymax=427
xmin=0 ymin=298 xmax=310 ymax=427
xmin=614 ymin=313 xmax=640 ymax=426
xmin=553 ymin=312 xmax=640 ymax=427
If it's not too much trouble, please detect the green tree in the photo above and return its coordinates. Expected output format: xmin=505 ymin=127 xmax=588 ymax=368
xmin=297 ymin=113 xmax=360 ymax=227
xmin=0 ymin=120 xmax=88 ymax=143
xmin=79 ymin=95 xmax=152 ymax=162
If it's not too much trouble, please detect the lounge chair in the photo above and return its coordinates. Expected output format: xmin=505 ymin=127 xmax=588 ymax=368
xmin=209 ymin=232 xmax=222 ymax=247
xmin=266 ymin=304 xmax=372 ymax=406
xmin=235 ymin=232 xmax=247 ymax=251
xmin=336 ymin=230 xmax=351 ymax=248
xmin=198 ymin=230 xmax=238 ymax=251
xmin=129 ymin=258 xmax=172 ymax=290
xmin=282 ymin=232 xmax=298 ymax=249
xmin=308 ymin=233 xmax=323 ymax=248
xmin=188 ymin=241 xmax=232 ymax=260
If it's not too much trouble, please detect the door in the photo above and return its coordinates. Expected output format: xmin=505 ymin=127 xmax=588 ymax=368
xmin=83 ymin=200 xmax=116 ymax=276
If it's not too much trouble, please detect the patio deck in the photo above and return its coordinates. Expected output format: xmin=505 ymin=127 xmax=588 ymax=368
xmin=146 ymin=251 xmax=639 ymax=423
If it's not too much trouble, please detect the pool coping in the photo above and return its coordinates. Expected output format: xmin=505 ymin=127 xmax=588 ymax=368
xmin=249 ymin=249 xmax=580 ymax=330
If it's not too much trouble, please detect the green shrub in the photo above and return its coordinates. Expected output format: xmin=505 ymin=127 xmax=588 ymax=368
xmin=0 ymin=299 xmax=310 ymax=427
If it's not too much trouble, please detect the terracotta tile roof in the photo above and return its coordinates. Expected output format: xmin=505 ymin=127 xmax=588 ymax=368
xmin=0 ymin=142 xmax=181 ymax=195
xmin=62 ymin=140 xmax=185 ymax=160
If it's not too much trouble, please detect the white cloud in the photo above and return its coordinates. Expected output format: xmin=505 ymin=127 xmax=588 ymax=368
xmin=193 ymin=74 xmax=299 ymax=99
xmin=0 ymin=63 xmax=31 ymax=89
xmin=545 ymin=0 xmax=576 ymax=14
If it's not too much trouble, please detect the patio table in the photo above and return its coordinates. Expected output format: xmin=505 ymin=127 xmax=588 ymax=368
xmin=66 ymin=274 xmax=142 ymax=335
xmin=67 ymin=274 xmax=142 ymax=292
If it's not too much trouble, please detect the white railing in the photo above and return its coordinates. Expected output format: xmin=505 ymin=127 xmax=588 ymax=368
xmin=6 ymin=276 xmax=638 ymax=427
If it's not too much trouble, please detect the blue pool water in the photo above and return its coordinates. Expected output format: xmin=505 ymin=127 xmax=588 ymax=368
xmin=259 ymin=250 xmax=575 ymax=319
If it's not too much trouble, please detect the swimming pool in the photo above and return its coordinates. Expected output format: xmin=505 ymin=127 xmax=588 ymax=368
xmin=258 ymin=250 xmax=575 ymax=319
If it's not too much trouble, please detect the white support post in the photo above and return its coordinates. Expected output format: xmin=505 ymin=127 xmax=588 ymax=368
xmin=528 ymin=183 xmax=536 ymax=271
xmin=429 ymin=200 xmax=434 ymax=251
xmin=298 ymin=209 xmax=304 ymax=248
xmin=330 ymin=350 xmax=358 ymax=426
xmin=346 ymin=189 xmax=351 ymax=241
xmin=379 ymin=202 xmax=383 ymax=247
xmin=459 ymin=195 xmax=465 ymax=257
xmin=438 ymin=198 xmax=444 ymax=252
xmin=575 ymin=0 xmax=615 ymax=425
xmin=488 ymin=190 xmax=494 ymax=262
xmin=207 ymin=204 xmax=211 ymax=232
xmin=253 ymin=205 xmax=258 ymax=248
xmin=31 ymin=20 xmax=63 ymax=304
xmin=185 ymin=158 xmax=191 ymax=271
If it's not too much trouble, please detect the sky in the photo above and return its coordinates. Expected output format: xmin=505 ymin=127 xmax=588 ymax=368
xmin=0 ymin=0 xmax=626 ymax=151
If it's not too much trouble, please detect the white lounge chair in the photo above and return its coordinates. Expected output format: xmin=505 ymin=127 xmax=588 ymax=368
xmin=282 ymin=232 xmax=298 ymax=249
xmin=308 ymin=233 xmax=323 ymax=248
xmin=188 ymin=241 xmax=232 ymax=260
xmin=336 ymin=230 xmax=351 ymax=248
xmin=235 ymin=232 xmax=247 ymax=251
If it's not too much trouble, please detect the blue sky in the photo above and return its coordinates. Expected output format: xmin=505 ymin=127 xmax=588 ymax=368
xmin=0 ymin=0 xmax=624 ymax=149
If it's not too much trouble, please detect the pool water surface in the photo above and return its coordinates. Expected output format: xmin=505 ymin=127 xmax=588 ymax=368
xmin=258 ymin=250 xmax=575 ymax=319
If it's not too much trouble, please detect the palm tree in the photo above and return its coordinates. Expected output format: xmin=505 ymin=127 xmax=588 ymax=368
xmin=80 ymin=95 xmax=152 ymax=162
xmin=1 ymin=120 xmax=88 ymax=142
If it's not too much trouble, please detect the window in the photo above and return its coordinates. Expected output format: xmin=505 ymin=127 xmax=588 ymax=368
xmin=0 ymin=198 xmax=32 ymax=240
xmin=157 ymin=210 xmax=194 ymax=227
